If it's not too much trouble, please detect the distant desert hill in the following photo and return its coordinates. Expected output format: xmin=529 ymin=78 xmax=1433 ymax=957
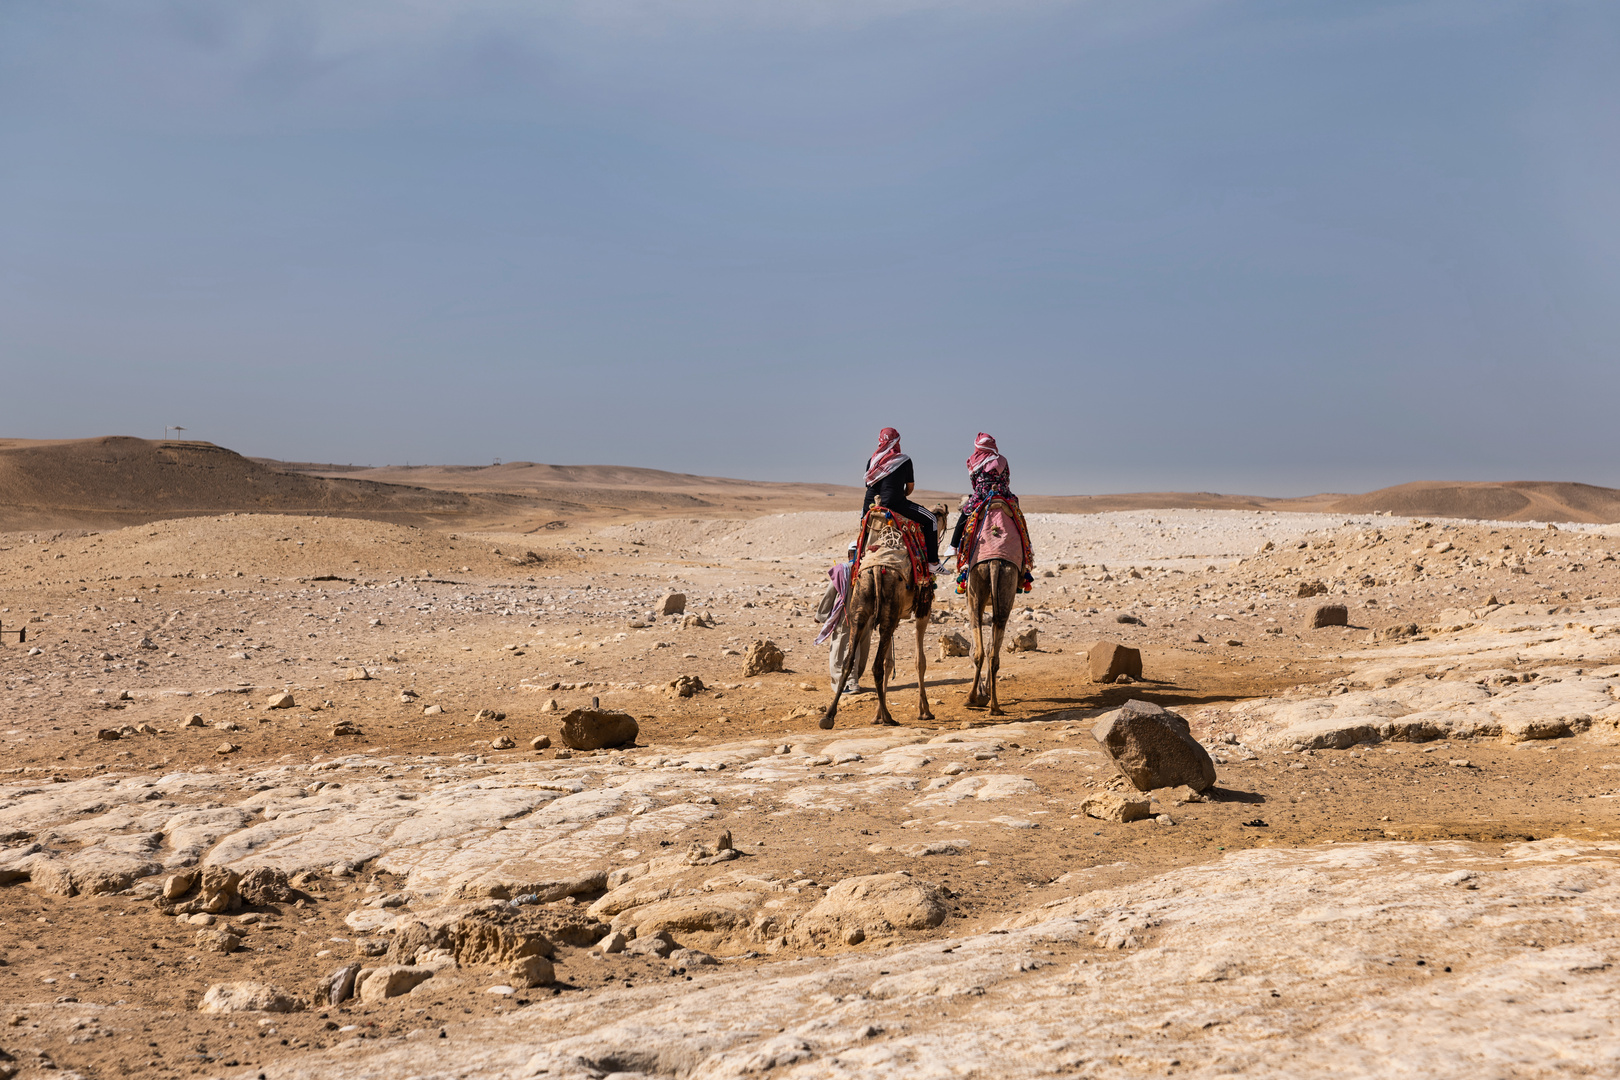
xmin=0 ymin=437 xmax=521 ymax=531
xmin=269 ymin=459 xmax=877 ymax=518
xmin=5 ymin=437 xmax=1619 ymax=531
xmin=1318 ymin=481 xmax=1620 ymax=524
xmin=300 ymin=463 xmax=1620 ymax=524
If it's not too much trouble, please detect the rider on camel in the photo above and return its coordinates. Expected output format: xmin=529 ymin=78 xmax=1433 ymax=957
xmin=950 ymin=432 xmax=1013 ymax=552
xmin=862 ymin=427 xmax=940 ymax=568
xmin=949 ymin=431 xmax=1035 ymax=595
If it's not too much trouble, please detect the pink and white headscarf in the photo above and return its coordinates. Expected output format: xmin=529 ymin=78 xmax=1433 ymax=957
xmin=965 ymin=432 xmax=1006 ymax=477
xmin=865 ymin=427 xmax=910 ymax=487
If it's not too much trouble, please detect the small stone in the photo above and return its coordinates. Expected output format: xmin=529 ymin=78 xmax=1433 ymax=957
xmin=1088 ymin=640 xmax=1143 ymax=683
xmin=1188 ymin=633 xmax=1206 ymax=644
xmin=134 ymin=722 xmax=158 ymax=735
xmin=1080 ymin=791 xmax=1152 ymax=823
xmin=195 ymin=928 xmax=243 ymax=953
xmin=357 ymin=965 xmax=434 ymax=1003
xmin=940 ymin=763 xmax=964 ymax=776
xmin=660 ymin=592 xmax=687 ymax=615
xmin=1091 ymin=699 xmax=1217 ymax=792
xmin=1311 ymin=604 xmax=1349 ymax=629
xmin=530 ymin=735 xmax=552 ymax=751
xmin=668 ymin=674 xmax=706 ymax=698
xmin=540 ymin=698 xmax=561 ymax=712
xmin=1225 ymin=639 xmax=1243 ymax=647
xmin=322 ymin=963 xmax=362 ymax=1006
xmin=491 ymin=735 xmax=517 ymax=750
xmin=682 ymin=613 xmax=714 ymax=629
xmin=743 ymin=640 xmax=785 ymax=677
xmin=1449 ymin=759 xmax=1472 ymax=768
xmin=844 ymin=926 xmax=866 ymax=945
xmin=508 ymin=955 xmax=555 ymax=988
xmin=215 ymin=742 xmax=240 ymax=755
xmin=238 ymin=866 xmax=296 ymax=904
xmin=627 ymin=930 xmax=676 ymax=958
xmin=344 ymin=667 xmax=371 ymax=681
xmin=1010 ymin=628 xmax=1038 ymax=652
xmin=95 ymin=728 xmax=121 ymax=741
xmin=937 ymin=631 xmax=971 ymax=658
xmin=163 ymin=871 xmax=197 ymax=900
xmin=1297 ymin=580 xmax=1328 ymax=598
xmin=198 ymin=982 xmax=299 ymax=1014
xmin=597 ymin=930 xmax=628 ymax=954
xmin=794 ymin=872 xmax=949 ymax=944
xmin=423 ymin=704 xmax=444 ymax=716
xmin=266 ymin=692 xmax=296 ymax=709
xmin=474 ymin=709 xmax=506 ymax=722
xmin=399 ymin=691 xmax=418 ymax=704
xmin=329 ymin=721 xmax=360 ymax=737
xmin=1115 ymin=613 xmax=1143 ymax=625
xmin=183 ymin=714 xmax=205 ymax=727
xmin=558 ymin=708 xmax=639 ymax=751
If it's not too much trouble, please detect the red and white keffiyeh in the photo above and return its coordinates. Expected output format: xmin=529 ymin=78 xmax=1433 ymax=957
xmin=965 ymin=432 xmax=1006 ymax=478
xmin=864 ymin=427 xmax=910 ymax=487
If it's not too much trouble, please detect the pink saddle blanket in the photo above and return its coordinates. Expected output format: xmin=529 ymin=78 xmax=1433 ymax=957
xmin=973 ymin=504 xmax=1025 ymax=567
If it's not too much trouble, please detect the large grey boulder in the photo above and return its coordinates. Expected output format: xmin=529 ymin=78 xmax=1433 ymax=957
xmin=1091 ymin=699 xmax=1216 ymax=793
xmin=558 ymin=709 xmax=639 ymax=750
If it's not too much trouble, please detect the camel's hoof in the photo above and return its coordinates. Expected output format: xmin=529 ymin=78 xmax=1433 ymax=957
xmin=873 ymin=717 xmax=900 ymax=727
xmin=818 ymin=715 xmax=836 ymax=730
xmin=918 ymin=712 xmax=935 ymax=723
xmin=989 ymin=708 xmax=1006 ymax=717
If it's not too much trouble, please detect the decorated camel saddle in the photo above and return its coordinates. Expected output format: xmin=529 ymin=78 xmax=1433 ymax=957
xmin=853 ymin=505 xmax=933 ymax=587
xmin=955 ymin=496 xmax=1035 ymax=594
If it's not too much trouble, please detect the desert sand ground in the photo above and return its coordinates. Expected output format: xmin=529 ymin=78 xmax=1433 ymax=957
xmin=4 ymin=489 xmax=1620 ymax=1077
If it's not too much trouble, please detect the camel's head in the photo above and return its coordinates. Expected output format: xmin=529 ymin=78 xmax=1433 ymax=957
xmin=932 ymin=502 xmax=949 ymax=534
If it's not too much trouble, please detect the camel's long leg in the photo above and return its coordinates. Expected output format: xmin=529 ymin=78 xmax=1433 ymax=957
xmin=987 ymin=563 xmax=1014 ymax=717
xmin=821 ymin=573 xmax=872 ymax=730
xmin=914 ymin=611 xmax=933 ymax=721
xmin=967 ymin=569 xmax=988 ymax=708
xmin=871 ymin=570 xmax=898 ymax=726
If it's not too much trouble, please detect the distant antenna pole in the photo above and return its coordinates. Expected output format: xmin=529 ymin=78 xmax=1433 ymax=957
xmin=164 ymin=425 xmax=186 ymax=441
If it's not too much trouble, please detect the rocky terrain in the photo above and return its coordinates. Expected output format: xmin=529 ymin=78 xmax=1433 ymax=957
xmin=2 ymin=503 xmax=1620 ymax=1078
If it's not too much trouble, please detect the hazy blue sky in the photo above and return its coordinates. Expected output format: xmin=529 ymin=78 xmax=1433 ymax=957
xmin=2 ymin=0 xmax=1617 ymax=496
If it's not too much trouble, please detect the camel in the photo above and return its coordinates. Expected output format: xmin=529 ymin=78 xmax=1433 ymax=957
xmin=964 ymin=556 xmax=1021 ymax=715
xmin=820 ymin=503 xmax=948 ymax=729
xmin=959 ymin=495 xmax=1030 ymax=716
